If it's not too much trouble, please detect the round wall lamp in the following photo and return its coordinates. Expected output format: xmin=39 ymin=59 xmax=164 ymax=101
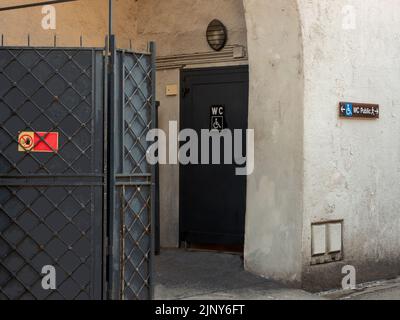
xmin=206 ymin=19 xmax=228 ymax=51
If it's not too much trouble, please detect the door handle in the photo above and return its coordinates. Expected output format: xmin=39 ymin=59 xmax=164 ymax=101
xmin=182 ymin=87 xmax=190 ymax=98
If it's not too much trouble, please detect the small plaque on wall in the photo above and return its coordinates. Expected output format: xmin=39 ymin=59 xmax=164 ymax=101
xmin=339 ymin=102 xmax=380 ymax=119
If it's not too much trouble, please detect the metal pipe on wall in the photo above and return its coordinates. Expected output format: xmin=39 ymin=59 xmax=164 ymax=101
xmin=109 ymin=0 xmax=113 ymax=39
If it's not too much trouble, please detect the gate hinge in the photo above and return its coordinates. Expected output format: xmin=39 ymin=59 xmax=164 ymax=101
xmin=105 ymin=237 xmax=112 ymax=261
xmin=105 ymin=244 xmax=113 ymax=258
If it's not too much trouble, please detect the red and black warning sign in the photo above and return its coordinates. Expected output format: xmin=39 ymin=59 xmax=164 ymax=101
xmin=18 ymin=132 xmax=59 ymax=153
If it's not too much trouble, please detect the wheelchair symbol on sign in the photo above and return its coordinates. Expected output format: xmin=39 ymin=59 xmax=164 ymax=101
xmin=211 ymin=116 xmax=224 ymax=130
xmin=345 ymin=103 xmax=353 ymax=117
xmin=213 ymin=117 xmax=222 ymax=129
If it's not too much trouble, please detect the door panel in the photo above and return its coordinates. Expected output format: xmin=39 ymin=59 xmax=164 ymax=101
xmin=180 ymin=66 xmax=249 ymax=246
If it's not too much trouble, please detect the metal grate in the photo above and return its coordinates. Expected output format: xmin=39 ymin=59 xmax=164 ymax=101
xmin=123 ymin=52 xmax=153 ymax=175
xmin=120 ymin=185 xmax=151 ymax=300
xmin=0 ymin=48 xmax=97 ymax=175
xmin=0 ymin=45 xmax=155 ymax=300
xmin=0 ymin=185 xmax=95 ymax=300
xmin=0 ymin=48 xmax=104 ymax=300
xmin=117 ymin=51 xmax=154 ymax=300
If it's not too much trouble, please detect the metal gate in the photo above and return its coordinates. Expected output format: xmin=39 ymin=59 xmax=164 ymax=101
xmin=0 ymin=41 xmax=156 ymax=300
xmin=107 ymin=43 xmax=156 ymax=300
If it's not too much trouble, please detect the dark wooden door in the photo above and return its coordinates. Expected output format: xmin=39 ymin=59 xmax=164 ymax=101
xmin=180 ymin=66 xmax=249 ymax=246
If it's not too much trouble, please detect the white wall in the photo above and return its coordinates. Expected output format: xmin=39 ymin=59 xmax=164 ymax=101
xmin=243 ymin=0 xmax=304 ymax=284
xmin=243 ymin=0 xmax=400 ymax=289
xmin=299 ymin=0 xmax=400 ymax=289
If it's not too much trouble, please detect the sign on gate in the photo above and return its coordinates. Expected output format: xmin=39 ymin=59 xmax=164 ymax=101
xmin=18 ymin=132 xmax=59 ymax=152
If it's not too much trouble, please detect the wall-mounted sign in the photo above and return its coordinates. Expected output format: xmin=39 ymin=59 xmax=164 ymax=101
xmin=18 ymin=131 xmax=59 ymax=153
xmin=210 ymin=105 xmax=225 ymax=130
xmin=339 ymin=102 xmax=380 ymax=119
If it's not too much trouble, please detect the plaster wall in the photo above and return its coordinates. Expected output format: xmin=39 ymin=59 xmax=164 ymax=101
xmin=242 ymin=0 xmax=304 ymax=284
xmin=0 ymin=0 xmax=138 ymax=48
xmin=298 ymin=0 xmax=400 ymax=290
xmin=156 ymin=69 xmax=180 ymax=248
xmin=135 ymin=0 xmax=247 ymax=55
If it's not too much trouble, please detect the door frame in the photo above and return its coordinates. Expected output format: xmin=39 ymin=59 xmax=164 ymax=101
xmin=178 ymin=65 xmax=249 ymax=247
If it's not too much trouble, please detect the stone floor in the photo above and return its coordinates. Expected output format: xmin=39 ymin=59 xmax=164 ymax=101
xmin=154 ymin=249 xmax=400 ymax=300
xmin=154 ymin=249 xmax=323 ymax=300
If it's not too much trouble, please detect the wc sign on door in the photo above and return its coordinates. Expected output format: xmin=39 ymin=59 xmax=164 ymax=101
xmin=210 ymin=105 xmax=225 ymax=130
